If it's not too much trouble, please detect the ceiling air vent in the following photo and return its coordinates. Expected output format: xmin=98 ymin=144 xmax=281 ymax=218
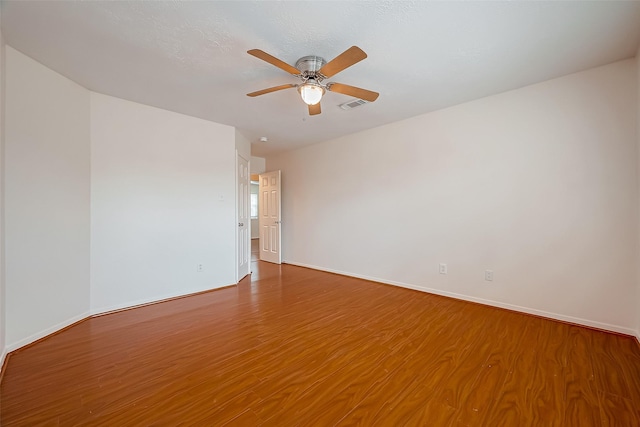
xmin=339 ymin=99 xmax=369 ymax=110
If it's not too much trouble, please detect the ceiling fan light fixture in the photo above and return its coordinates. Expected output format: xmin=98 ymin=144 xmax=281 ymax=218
xmin=298 ymin=82 xmax=324 ymax=105
xmin=247 ymin=46 xmax=377 ymax=116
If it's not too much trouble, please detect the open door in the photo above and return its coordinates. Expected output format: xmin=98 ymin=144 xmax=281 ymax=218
xmin=259 ymin=170 xmax=281 ymax=264
xmin=237 ymin=154 xmax=250 ymax=280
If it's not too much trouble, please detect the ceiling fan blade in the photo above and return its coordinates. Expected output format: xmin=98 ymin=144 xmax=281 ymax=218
xmin=247 ymin=84 xmax=296 ymax=97
xmin=327 ymin=83 xmax=379 ymax=102
xmin=318 ymin=46 xmax=367 ymax=78
xmin=308 ymin=102 xmax=321 ymax=116
xmin=247 ymin=49 xmax=300 ymax=75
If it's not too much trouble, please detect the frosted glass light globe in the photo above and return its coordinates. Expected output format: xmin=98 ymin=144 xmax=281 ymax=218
xmin=299 ymin=83 xmax=324 ymax=105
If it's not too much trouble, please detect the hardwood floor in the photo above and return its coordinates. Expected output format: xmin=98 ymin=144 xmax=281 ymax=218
xmin=2 ymin=256 xmax=640 ymax=426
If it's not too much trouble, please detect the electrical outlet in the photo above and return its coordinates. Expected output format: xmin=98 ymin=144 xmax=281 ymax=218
xmin=197 ymin=264 xmax=204 ymax=273
xmin=439 ymin=263 xmax=447 ymax=274
xmin=485 ymin=270 xmax=493 ymax=281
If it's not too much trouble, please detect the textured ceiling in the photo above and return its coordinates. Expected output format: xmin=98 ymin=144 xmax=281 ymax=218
xmin=2 ymin=1 xmax=640 ymax=156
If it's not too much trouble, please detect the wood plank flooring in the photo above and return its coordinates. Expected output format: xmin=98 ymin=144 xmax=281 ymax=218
xmin=2 ymin=249 xmax=640 ymax=425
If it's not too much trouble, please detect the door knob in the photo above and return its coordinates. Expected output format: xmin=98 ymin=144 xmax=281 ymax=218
xmin=238 ymin=222 xmax=244 ymax=226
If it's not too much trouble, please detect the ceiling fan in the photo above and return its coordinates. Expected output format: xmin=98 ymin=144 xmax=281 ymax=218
xmin=246 ymin=46 xmax=379 ymax=116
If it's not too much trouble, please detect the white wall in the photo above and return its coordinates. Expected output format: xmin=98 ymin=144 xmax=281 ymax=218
xmin=235 ymin=130 xmax=251 ymax=163
xmin=4 ymin=47 xmax=91 ymax=349
xmin=90 ymin=93 xmax=236 ymax=313
xmin=1 ymin=48 xmax=240 ymax=352
xmin=0 ymin=7 xmax=6 ymax=365
xmin=636 ymin=47 xmax=640 ymax=341
xmin=250 ymin=156 xmax=266 ymax=175
xmin=268 ymin=59 xmax=638 ymax=334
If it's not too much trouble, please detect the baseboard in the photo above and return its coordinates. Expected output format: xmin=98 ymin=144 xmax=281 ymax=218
xmin=90 ymin=283 xmax=237 ymax=317
xmin=3 ymin=283 xmax=237 ymax=360
xmin=284 ymin=261 xmax=637 ymax=337
xmin=89 ymin=283 xmax=237 ymax=317
xmin=0 ymin=348 xmax=8 ymax=383
xmin=5 ymin=311 xmax=90 ymax=353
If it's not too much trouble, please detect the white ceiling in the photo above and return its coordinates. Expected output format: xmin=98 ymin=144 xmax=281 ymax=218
xmin=2 ymin=1 xmax=640 ymax=157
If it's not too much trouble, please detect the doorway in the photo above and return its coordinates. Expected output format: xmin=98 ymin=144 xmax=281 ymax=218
xmin=250 ymin=177 xmax=260 ymax=262
xmin=248 ymin=169 xmax=282 ymax=265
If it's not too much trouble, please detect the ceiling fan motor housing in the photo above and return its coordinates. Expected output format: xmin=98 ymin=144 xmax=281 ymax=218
xmin=295 ymin=55 xmax=327 ymax=80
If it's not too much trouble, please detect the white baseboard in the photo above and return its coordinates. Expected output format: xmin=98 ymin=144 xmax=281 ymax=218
xmin=90 ymin=294 xmax=183 ymax=317
xmin=284 ymin=260 xmax=637 ymax=337
xmin=6 ymin=311 xmax=90 ymax=353
xmin=90 ymin=283 xmax=236 ymax=317
xmin=0 ymin=347 xmax=7 ymax=372
xmin=4 ymin=284 xmax=238 ymax=358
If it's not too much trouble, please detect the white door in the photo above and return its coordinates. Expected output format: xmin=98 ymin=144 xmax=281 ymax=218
xmin=259 ymin=170 xmax=282 ymax=264
xmin=237 ymin=155 xmax=250 ymax=280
